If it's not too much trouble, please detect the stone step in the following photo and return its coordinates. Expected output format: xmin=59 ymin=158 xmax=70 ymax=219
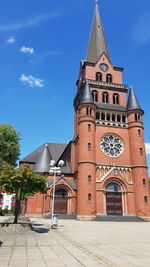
xmin=94 ymin=215 xmax=144 ymax=222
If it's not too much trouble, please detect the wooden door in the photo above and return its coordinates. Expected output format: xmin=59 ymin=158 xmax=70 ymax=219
xmin=106 ymin=192 xmax=122 ymax=215
xmin=54 ymin=197 xmax=67 ymax=214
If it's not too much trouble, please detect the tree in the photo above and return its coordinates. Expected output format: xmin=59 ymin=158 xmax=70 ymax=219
xmin=0 ymin=163 xmax=47 ymax=223
xmin=0 ymin=123 xmax=20 ymax=167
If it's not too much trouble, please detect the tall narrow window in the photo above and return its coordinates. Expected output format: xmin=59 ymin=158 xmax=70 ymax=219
xmin=88 ymin=193 xmax=92 ymax=200
xmin=106 ymin=74 xmax=112 ymax=83
xmin=102 ymin=92 xmax=109 ymax=103
xmin=96 ymin=112 xmax=100 ymax=120
xmin=143 ymin=179 xmax=146 ymax=185
xmin=135 ymin=113 xmax=141 ymax=121
xmin=112 ymin=114 xmax=116 ymax=122
xmin=88 ymin=175 xmax=92 ymax=183
xmin=96 ymin=72 xmax=102 ymax=82
xmin=88 ymin=124 xmax=91 ymax=131
xmin=139 ymin=147 xmax=143 ymax=155
xmin=117 ymin=114 xmax=121 ymax=122
xmin=122 ymin=115 xmax=126 ymax=123
xmin=138 ymin=129 xmax=141 ymax=136
xmin=144 ymin=196 xmax=148 ymax=203
xmin=88 ymin=143 xmax=91 ymax=151
xmin=86 ymin=107 xmax=92 ymax=116
xmin=101 ymin=112 xmax=105 ymax=120
xmin=113 ymin=93 xmax=119 ymax=105
xmin=92 ymin=90 xmax=98 ymax=102
xmin=107 ymin=113 xmax=110 ymax=121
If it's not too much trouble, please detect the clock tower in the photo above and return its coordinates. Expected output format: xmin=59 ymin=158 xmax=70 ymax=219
xmin=73 ymin=2 xmax=150 ymax=219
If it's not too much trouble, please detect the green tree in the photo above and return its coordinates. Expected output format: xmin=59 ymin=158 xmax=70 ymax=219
xmin=0 ymin=163 xmax=47 ymax=223
xmin=0 ymin=123 xmax=20 ymax=167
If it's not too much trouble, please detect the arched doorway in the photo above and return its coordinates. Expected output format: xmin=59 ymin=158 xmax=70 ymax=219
xmin=105 ymin=182 xmax=123 ymax=215
xmin=54 ymin=188 xmax=68 ymax=214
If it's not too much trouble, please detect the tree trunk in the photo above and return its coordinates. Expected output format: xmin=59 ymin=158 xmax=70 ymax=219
xmin=14 ymin=198 xmax=21 ymax=224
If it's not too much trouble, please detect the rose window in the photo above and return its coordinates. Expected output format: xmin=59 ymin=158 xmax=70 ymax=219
xmin=100 ymin=133 xmax=124 ymax=157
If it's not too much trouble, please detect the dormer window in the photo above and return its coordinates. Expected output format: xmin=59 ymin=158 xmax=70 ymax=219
xmin=113 ymin=93 xmax=119 ymax=105
xmin=102 ymin=92 xmax=109 ymax=103
xmin=96 ymin=72 xmax=102 ymax=82
xmin=106 ymin=74 xmax=112 ymax=83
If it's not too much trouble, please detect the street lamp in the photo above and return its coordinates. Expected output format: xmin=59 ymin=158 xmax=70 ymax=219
xmin=49 ymin=159 xmax=64 ymax=228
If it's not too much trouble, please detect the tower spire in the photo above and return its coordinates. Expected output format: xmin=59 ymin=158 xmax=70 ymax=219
xmin=86 ymin=1 xmax=111 ymax=64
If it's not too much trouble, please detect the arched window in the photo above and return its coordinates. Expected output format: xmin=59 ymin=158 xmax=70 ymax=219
xmin=96 ymin=112 xmax=100 ymax=120
xmin=106 ymin=182 xmax=121 ymax=192
xmin=139 ymin=147 xmax=143 ymax=155
xmin=86 ymin=107 xmax=92 ymax=116
xmin=101 ymin=112 xmax=105 ymax=120
xmin=144 ymin=196 xmax=148 ymax=203
xmin=88 ymin=193 xmax=92 ymax=200
xmin=96 ymin=72 xmax=102 ymax=82
xmin=135 ymin=113 xmax=141 ymax=121
xmin=88 ymin=143 xmax=91 ymax=151
xmin=88 ymin=124 xmax=91 ymax=131
xmin=113 ymin=93 xmax=119 ymax=105
xmin=106 ymin=74 xmax=112 ymax=83
xmin=143 ymin=179 xmax=146 ymax=185
xmin=102 ymin=92 xmax=109 ymax=103
xmin=55 ymin=188 xmax=68 ymax=197
xmin=138 ymin=129 xmax=141 ymax=136
xmin=107 ymin=113 xmax=110 ymax=121
xmin=112 ymin=114 xmax=116 ymax=122
xmin=92 ymin=90 xmax=98 ymax=102
xmin=122 ymin=115 xmax=126 ymax=123
xmin=88 ymin=175 xmax=92 ymax=183
xmin=117 ymin=114 xmax=121 ymax=122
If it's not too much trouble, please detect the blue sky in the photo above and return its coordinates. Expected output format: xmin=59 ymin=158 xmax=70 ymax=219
xmin=0 ymin=0 xmax=150 ymax=173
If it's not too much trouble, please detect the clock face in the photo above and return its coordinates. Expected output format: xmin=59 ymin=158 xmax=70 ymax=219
xmin=100 ymin=63 xmax=108 ymax=72
xmin=100 ymin=133 xmax=124 ymax=157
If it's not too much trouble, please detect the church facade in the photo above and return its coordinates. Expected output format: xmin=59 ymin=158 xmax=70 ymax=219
xmin=20 ymin=2 xmax=150 ymax=219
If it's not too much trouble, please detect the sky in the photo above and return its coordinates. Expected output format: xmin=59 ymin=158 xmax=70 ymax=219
xmin=0 ymin=0 xmax=150 ymax=173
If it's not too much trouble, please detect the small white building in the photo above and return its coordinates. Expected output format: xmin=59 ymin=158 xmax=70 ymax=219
xmin=0 ymin=193 xmax=16 ymax=210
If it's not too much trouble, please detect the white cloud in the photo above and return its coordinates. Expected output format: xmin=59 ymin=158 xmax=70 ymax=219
xmin=7 ymin=36 xmax=16 ymax=44
xmin=20 ymin=74 xmax=44 ymax=88
xmin=133 ymin=13 xmax=150 ymax=43
xmin=0 ymin=12 xmax=61 ymax=32
xmin=20 ymin=46 xmax=34 ymax=54
xmin=145 ymin=143 xmax=150 ymax=154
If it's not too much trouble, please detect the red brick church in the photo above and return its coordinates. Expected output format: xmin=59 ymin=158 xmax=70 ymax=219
xmin=20 ymin=2 xmax=150 ymax=219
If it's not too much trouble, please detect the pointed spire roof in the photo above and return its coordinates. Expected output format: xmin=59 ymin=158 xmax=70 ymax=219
xmin=86 ymin=2 xmax=111 ymax=64
xmin=127 ymin=87 xmax=143 ymax=113
xmin=35 ymin=144 xmax=52 ymax=173
xmin=78 ymin=80 xmax=95 ymax=106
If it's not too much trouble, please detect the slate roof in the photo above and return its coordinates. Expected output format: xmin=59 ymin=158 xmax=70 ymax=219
xmin=96 ymin=103 xmax=126 ymax=112
xmin=127 ymin=87 xmax=143 ymax=113
xmin=86 ymin=2 xmax=111 ymax=63
xmin=34 ymin=144 xmax=52 ymax=173
xmin=78 ymin=80 xmax=95 ymax=106
xmin=20 ymin=142 xmax=72 ymax=174
xmin=47 ymin=178 xmax=77 ymax=190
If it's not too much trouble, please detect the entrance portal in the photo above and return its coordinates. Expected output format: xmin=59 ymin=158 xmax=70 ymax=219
xmin=106 ymin=182 xmax=122 ymax=215
xmin=54 ymin=188 xmax=68 ymax=214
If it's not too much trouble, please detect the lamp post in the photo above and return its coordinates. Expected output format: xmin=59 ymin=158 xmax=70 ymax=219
xmin=49 ymin=160 xmax=64 ymax=228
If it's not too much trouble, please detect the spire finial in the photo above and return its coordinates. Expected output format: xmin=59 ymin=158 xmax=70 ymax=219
xmin=96 ymin=0 xmax=98 ymax=3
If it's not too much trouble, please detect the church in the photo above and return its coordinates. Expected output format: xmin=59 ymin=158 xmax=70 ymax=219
xmin=20 ymin=2 xmax=150 ymax=220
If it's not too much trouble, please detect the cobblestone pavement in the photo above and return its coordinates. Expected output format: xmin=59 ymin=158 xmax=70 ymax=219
xmin=0 ymin=217 xmax=150 ymax=266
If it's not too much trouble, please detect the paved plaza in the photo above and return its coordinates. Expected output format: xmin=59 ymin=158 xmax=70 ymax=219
xmin=0 ymin=217 xmax=150 ymax=266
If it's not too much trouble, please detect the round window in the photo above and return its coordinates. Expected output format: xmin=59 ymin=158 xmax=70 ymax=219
xmin=100 ymin=133 xmax=124 ymax=157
